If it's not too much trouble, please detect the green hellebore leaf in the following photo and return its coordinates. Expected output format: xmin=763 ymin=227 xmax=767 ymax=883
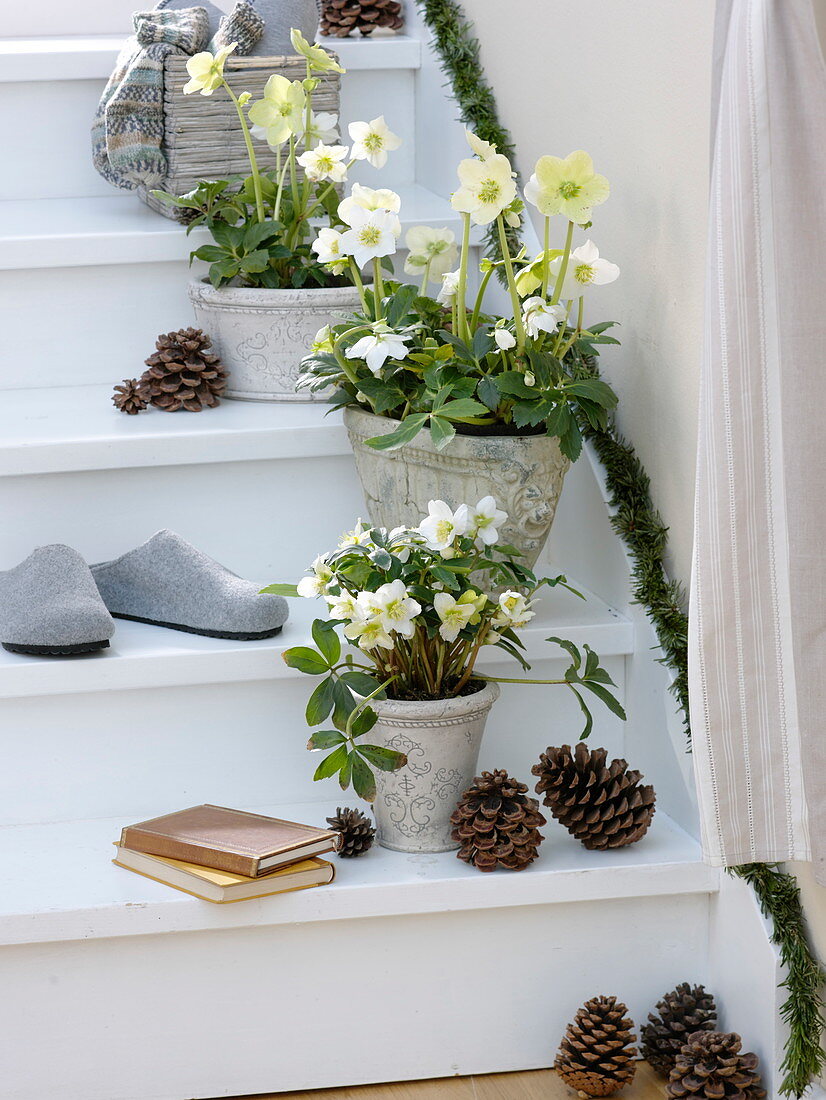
xmin=313 ymin=744 xmax=349 ymax=781
xmin=358 ymin=745 xmax=408 ymax=772
xmin=307 ymin=729 xmax=346 ymax=751
xmin=312 ymin=619 xmax=341 ymax=666
xmin=351 ymin=753 xmax=377 ymax=802
xmin=282 ymin=646 xmax=330 ymax=675
xmin=305 ymin=675 xmax=337 ymax=726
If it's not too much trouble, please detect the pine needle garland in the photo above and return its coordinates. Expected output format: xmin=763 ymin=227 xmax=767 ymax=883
xmin=416 ymin=2 xmax=825 ymax=1091
xmin=415 ymin=0 xmax=521 ymax=278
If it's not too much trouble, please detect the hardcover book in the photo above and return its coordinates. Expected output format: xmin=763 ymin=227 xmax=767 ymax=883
xmin=119 ymin=804 xmax=341 ymax=877
xmin=113 ymin=848 xmax=335 ymax=904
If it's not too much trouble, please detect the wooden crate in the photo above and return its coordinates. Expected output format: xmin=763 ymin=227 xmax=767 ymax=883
xmin=140 ymin=53 xmax=341 ymax=219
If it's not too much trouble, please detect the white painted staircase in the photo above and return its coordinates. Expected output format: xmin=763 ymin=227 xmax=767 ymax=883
xmin=0 ymin=8 xmax=788 ymax=1100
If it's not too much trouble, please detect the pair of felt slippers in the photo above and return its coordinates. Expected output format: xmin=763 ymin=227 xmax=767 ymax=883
xmin=0 ymin=531 xmax=289 ymax=657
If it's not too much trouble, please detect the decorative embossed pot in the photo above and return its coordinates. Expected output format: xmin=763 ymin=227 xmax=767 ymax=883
xmin=343 ymin=406 xmax=570 ymax=570
xmin=188 ymin=280 xmax=364 ymax=402
xmin=370 ymin=681 xmax=500 ymax=853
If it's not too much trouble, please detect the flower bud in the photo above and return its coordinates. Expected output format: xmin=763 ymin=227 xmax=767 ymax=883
xmin=524 ymin=371 xmax=536 ymax=387
xmin=238 ymin=91 xmax=251 ymax=106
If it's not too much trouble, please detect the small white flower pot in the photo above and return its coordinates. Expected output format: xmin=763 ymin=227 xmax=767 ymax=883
xmin=188 ymin=279 xmax=364 ymax=402
xmin=370 ymin=681 xmax=500 ymax=853
xmin=343 ymin=406 xmax=571 ymax=569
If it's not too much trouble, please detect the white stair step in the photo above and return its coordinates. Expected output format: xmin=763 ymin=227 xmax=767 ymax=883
xmin=0 ymin=34 xmax=420 ymax=200
xmin=0 ymin=33 xmax=422 ymax=83
xmin=0 ymin=584 xmax=633 ymax=700
xmin=0 ymin=386 xmax=347 ymax=477
xmin=0 ymin=589 xmax=632 ymax=828
xmin=0 ymin=184 xmax=464 ymax=271
xmin=0 ymin=801 xmax=717 ymax=947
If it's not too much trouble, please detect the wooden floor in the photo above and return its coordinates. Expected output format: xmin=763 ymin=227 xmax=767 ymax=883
xmin=239 ymin=1062 xmax=662 ymax=1099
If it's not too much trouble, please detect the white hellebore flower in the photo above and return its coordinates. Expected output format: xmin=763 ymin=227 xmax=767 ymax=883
xmin=297 ymin=555 xmax=333 ymax=598
xmin=339 ymin=519 xmax=372 ymax=548
xmin=451 ymin=153 xmax=517 ymax=226
xmin=360 ymin=580 xmax=421 ymax=638
xmin=325 ymin=591 xmax=359 ymax=621
xmin=343 ymin=615 xmax=393 ymax=651
xmin=346 ymin=323 xmax=411 ymax=375
xmin=469 ymin=496 xmax=508 ymax=546
xmin=338 ymin=183 xmax=401 ymax=226
xmin=418 ymin=499 xmax=469 ymax=551
xmin=247 ymin=74 xmax=306 ymax=146
xmin=339 ymin=208 xmax=399 ymax=269
xmin=437 ymin=269 xmax=461 ymax=306
xmin=492 ymin=590 xmax=536 ymax=630
xmin=553 ymin=240 xmax=620 ymax=298
xmin=296 ymin=142 xmax=349 ymax=183
xmin=303 ymin=111 xmax=340 ymax=146
xmin=522 ymin=297 xmax=568 ymax=340
xmin=348 ymin=116 xmax=402 ymax=169
xmin=433 ymin=592 xmax=477 ymax=643
xmin=403 ymin=226 xmax=459 ymax=282
xmin=465 ymin=129 xmax=497 ymax=160
xmin=311 ymin=227 xmax=348 ymax=274
xmin=493 ymin=325 xmax=516 ymax=351
xmin=183 ymin=43 xmax=236 ymax=95
xmin=311 ymin=324 xmax=334 ymax=355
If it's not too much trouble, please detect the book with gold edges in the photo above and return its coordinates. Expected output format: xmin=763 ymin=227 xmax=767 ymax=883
xmin=113 ymin=847 xmax=335 ymax=904
xmin=119 ymin=804 xmax=341 ymax=877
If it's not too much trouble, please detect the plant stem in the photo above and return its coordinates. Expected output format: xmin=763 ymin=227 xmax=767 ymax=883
xmin=496 ymin=215 xmax=526 ymax=351
xmin=222 ymin=80 xmax=264 ymax=222
xmin=469 ymin=264 xmax=495 ymax=331
xmin=372 ymin=258 xmax=385 ymax=320
xmin=540 ymin=215 xmax=551 ymax=298
xmin=456 ymin=212 xmax=472 ymax=342
xmin=349 ymin=258 xmax=369 ymax=313
xmin=420 ymin=258 xmax=433 ymax=295
xmin=550 ymin=220 xmax=575 ymax=304
xmin=273 ymin=146 xmax=291 ymax=222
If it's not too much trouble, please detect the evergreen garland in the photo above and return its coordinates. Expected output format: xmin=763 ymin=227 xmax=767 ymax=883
xmin=415 ymin=0 xmax=521 ymax=274
xmin=415 ymin=1 xmax=826 ymax=1093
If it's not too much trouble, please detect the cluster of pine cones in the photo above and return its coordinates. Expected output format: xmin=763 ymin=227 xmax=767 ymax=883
xmin=112 ymin=328 xmax=227 ymax=415
xmin=318 ymin=0 xmax=403 ymax=37
xmin=449 ymin=745 xmax=656 ymax=874
xmin=556 ymin=985 xmax=765 ymax=1099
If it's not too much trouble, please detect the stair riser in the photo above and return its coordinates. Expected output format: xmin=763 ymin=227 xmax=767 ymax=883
xmin=0 ymin=242 xmax=470 ymax=390
xmin=0 ymin=655 xmax=628 ymax=826
xmin=0 ymin=455 xmax=365 ymax=578
xmin=0 ymin=893 xmax=708 ymax=1100
xmin=1 ymin=70 xmax=416 ymax=201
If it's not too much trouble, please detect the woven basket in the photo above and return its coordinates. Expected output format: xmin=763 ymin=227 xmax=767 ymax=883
xmin=139 ymin=53 xmax=341 ymax=220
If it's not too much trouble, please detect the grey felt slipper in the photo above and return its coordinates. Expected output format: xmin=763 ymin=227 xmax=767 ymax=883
xmin=0 ymin=545 xmax=116 ymax=656
xmin=91 ymin=530 xmax=289 ymax=640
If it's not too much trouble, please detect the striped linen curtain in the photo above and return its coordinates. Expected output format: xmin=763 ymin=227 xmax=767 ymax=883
xmin=689 ymin=0 xmax=826 ymax=878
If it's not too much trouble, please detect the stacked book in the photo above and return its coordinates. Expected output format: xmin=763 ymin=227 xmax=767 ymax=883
xmin=114 ymin=804 xmax=341 ymax=903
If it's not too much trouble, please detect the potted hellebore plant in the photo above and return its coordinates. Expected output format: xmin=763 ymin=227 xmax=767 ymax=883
xmin=263 ymin=496 xmax=625 ymax=852
xmin=297 ymin=133 xmax=621 ymax=565
xmin=153 ymin=31 xmax=403 ymax=401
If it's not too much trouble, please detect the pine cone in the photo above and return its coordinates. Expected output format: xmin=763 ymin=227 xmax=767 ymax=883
xmin=555 ymin=995 xmax=637 ymax=1097
xmin=667 ymin=1031 xmax=766 ymax=1099
xmin=326 ymin=806 xmax=375 ymax=857
xmin=112 ymin=378 xmax=148 ymax=415
xmin=319 ymin=0 xmax=403 ymax=37
xmin=450 ymin=769 xmax=545 ymax=872
xmin=642 ymin=984 xmax=718 ymax=1078
xmin=532 ymin=743 xmax=656 ymax=850
xmin=140 ymin=328 xmax=227 ymax=412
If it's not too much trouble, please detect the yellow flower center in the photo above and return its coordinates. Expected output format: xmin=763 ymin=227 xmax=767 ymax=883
xmin=358 ymin=226 xmax=382 ymax=246
xmin=574 ymin=263 xmax=595 ymax=285
xmin=478 ymin=178 xmax=502 ymax=204
xmin=364 ymin=132 xmax=384 ymax=151
xmin=559 ymin=180 xmax=581 ymax=199
xmin=316 ymin=156 xmax=333 ymax=172
xmin=279 ymin=103 xmax=293 ymax=117
xmin=435 ymin=520 xmax=454 ymax=542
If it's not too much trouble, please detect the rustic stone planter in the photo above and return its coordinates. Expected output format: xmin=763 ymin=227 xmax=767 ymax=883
xmin=188 ymin=280 xmax=363 ymax=402
xmin=370 ymin=682 xmax=500 ymax=853
xmin=343 ymin=406 xmax=570 ymax=569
